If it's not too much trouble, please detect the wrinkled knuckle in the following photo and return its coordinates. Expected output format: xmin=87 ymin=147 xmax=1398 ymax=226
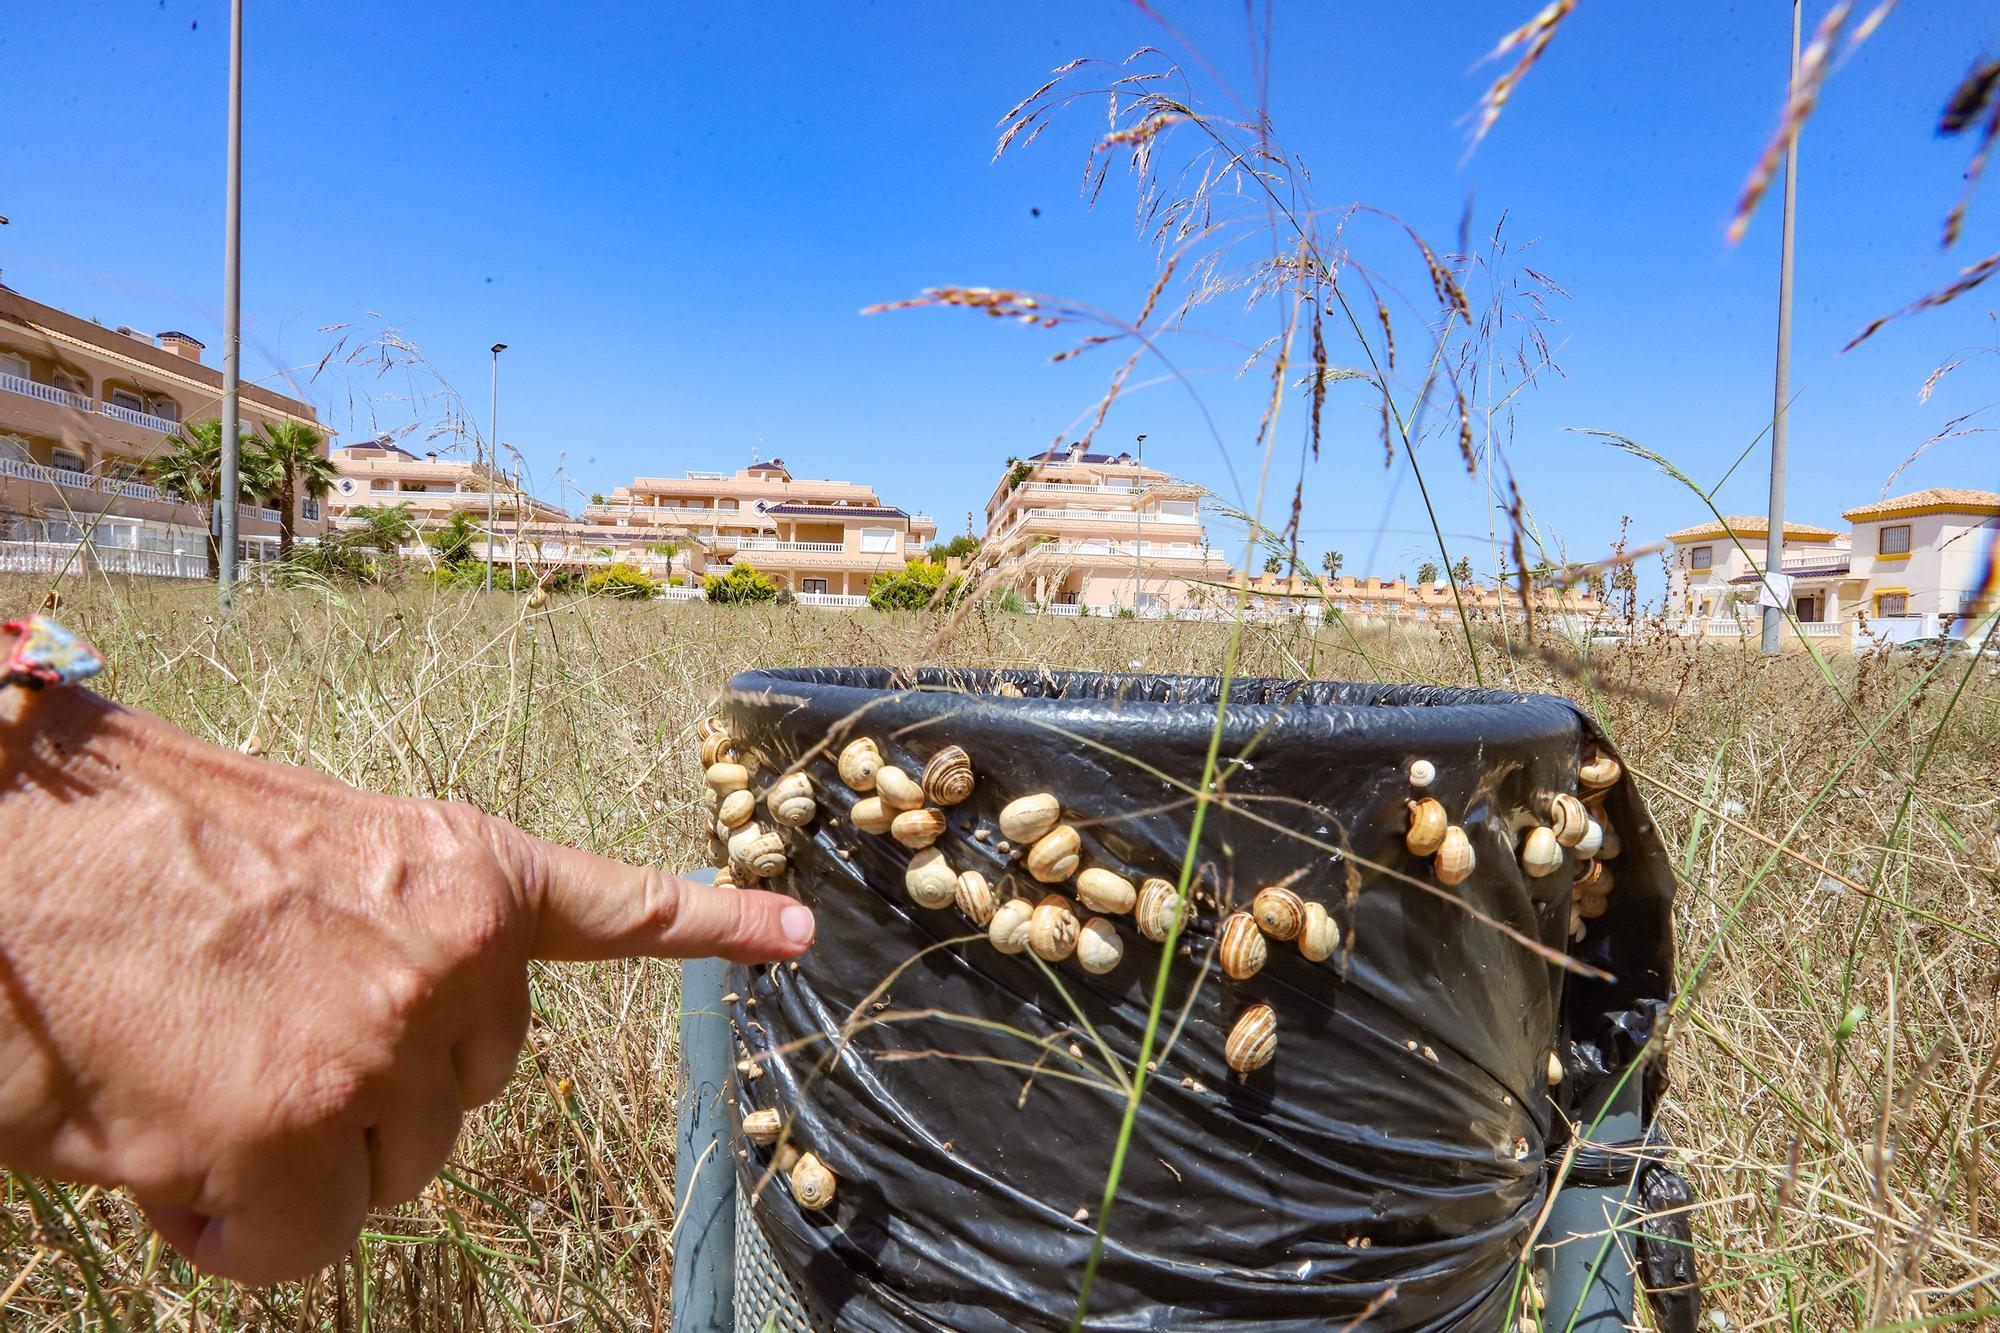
xmin=639 ymin=868 xmax=683 ymax=939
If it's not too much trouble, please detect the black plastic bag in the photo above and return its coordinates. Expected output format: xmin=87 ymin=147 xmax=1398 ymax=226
xmin=719 ymin=669 xmax=1678 ymax=1330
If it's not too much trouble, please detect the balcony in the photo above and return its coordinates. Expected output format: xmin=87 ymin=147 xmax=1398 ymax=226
xmin=734 ymin=538 xmax=844 ymax=553
xmin=0 ymin=455 xmax=99 ymax=490
xmin=101 ymin=476 xmax=160 ymax=501
xmin=103 ymin=402 xmax=183 ymax=434
xmin=0 ymin=372 xmax=94 ymax=412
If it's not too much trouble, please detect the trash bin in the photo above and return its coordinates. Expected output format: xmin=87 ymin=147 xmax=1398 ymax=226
xmin=681 ymin=667 xmax=1698 ymax=1331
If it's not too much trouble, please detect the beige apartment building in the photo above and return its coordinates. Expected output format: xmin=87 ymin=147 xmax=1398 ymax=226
xmin=328 ymin=436 xmax=570 ymax=542
xmin=1664 ymin=489 xmax=2000 ymax=647
xmin=0 ymin=282 xmax=331 ymax=578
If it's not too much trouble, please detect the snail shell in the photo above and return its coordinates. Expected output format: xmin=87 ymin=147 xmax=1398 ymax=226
xmin=837 ymin=738 xmax=882 ymax=791
xmin=1579 ymin=748 xmax=1622 ymax=791
xmin=1596 ymin=822 xmax=1622 ymax=861
xmin=904 ymin=847 xmax=958 ymax=909
xmin=1436 ymin=825 xmax=1476 ymax=886
xmin=1026 ymin=825 xmax=1082 ymax=884
xmin=789 ymin=1152 xmax=836 ymax=1210
xmin=1546 ymin=1052 xmax=1564 ymax=1086
xmin=701 ymin=784 xmax=722 ymax=814
xmin=768 ymin=772 xmax=817 ymax=827
xmin=705 ymin=761 xmax=750 ymax=794
xmin=1406 ymin=798 xmax=1448 ymax=858
xmin=1408 ymin=758 xmax=1437 ymax=789
xmin=1218 ymin=912 xmax=1268 ymax=980
xmin=713 ymin=864 xmax=737 ymax=889
xmin=954 ymin=870 xmax=997 ymax=926
xmin=1298 ymin=901 xmax=1340 ymax=961
xmin=700 ymin=731 xmax=739 ymax=767
xmin=1028 ymin=894 xmax=1081 ymax=962
xmin=890 ymin=807 xmax=948 ymax=849
xmin=1573 ymin=818 xmax=1605 ymax=860
xmin=922 ymin=745 xmax=976 ymax=806
xmin=1075 ymin=867 xmax=1137 ymax=915
xmin=1076 ymin=917 xmax=1124 ymax=974
xmin=998 ymin=792 xmax=1061 ymax=843
xmin=742 ymin=1108 xmax=783 ymax=1145
xmin=1520 ymin=826 xmax=1563 ymax=878
xmin=1135 ymin=877 xmax=1181 ymax=942
xmin=731 ymin=827 xmax=787 ymax=880
xmin=988 ymin=897 xmax=1035 ymax=954
xmin=1576 ymin=891 xmax=1610 ymax=920
xmin=717 ymin=789 xmax=756 ymax=828
xmin=850 ymin=796 xmax=894 ymax=834
xmin=698 ymin=715 xmax=730 ymax=741
xmin=1252 ymin=886 xmax=1306 ymax=941
xmin=874 ymin=765 xmax=925 ymax=811
xmin=1225 ymin=1004 xmax=1278 ymax=1075
xmin=1575 ymin=858 xmax=1610 ymax=893
xmin=1546 ymin=793 xmax=1590 ymax=847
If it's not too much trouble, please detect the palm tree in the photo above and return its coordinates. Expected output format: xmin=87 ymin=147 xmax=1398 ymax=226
xmin=152 ymin=420 xmax=279 ymax=579
xmin=1451 ymin=555 xmax=1474 ymax=585
xmin=346 ymin=502 xmax=417 ymax=555
xmin=256 ymin=421 xmax=335 ymax=558
xmin=1416 ymin=560 xmax=1441 ymax=585
xmin=1321 ymin=550 xmax=1345 ymax=580
xmin=1261 ymin=553 xmax=1283 ymax=575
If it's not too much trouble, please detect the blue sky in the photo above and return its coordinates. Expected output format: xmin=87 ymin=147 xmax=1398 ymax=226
xmin=5 ymin=3 xmax=1997 ymax=592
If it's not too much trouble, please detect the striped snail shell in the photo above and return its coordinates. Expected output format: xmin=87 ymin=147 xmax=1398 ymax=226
xmin=1435 ymin=826 xmax=1476 ymax=886
xmin=789 ymin=1152 xmax=836 ymax=1210
xmin=1576 ymin=890 xmax=1610 ymax=920
xmin=954 ymin=870 xmax=998 ymax=926
xmin=996 ymin=680 xmax=1025 ymax=697
xmin=742 ymin=1108 xmax=783 ymax=1145
xmin=922 ymin=745 xmax=976 ymax=806
xmin=705 ymin=761 xmax=750 ymax=794
xmin=997 ymin=792 xmax=1061 ymax=843
xmin=890 ymin=807 xmax=948 ymax=849
xmin=1026 ymin=825 xmax=1082 ymax=884
xmin=1219 ymin=912 xmax=1268 ymax=980
xmin=1573 ymin=818 xmax=1605 ymax=860
xmin=1520 ymin=826 xmax=1563 ymax=878
xmin=1574 ymin=857 xmax=1610 ymax=892
xmin=698 ymin=715 xmax=730 ymax=740
xmin=730 ymin=826 xmax=787 ymax=880
xmin=1408 ymin=758 xmax=1436 ymax=789
xmin=1578 ymin=748 xmax=1622 ymax=791
xmin=718 ymin=788 xmax=757 ymax=829
xmin=988 ymin=897 xmax=1035 ymax=954
xmin=1252 ymin=886 xmax=1306 ymax=941
xmin=1135 ymin=877 xmax=1181 ymax=942
xmin=1298 ymin=901 xmax=1340 ymax=962
xmin=849 ymin=795 xmax=894 ymax=835
xmin=874 ymin=765 xmax=925 ymax=812
xmin=713 ymin=864 xmax=737 ymax=889
xmin=768 ymin=772 xmax=817 ymax=828
xmin=1406 ymin=798 xmax=1448 ymax=858
xmin=1225 ymin=1004 xmax=1278 ymax=1076
xmin=1075 ymin=867 xmax=1137 ymax=915
xmin=837 ymin=737 xmax=882 ymax=791
xmin=700 ymin=730 xmax=739 ymax=768
xmin=1546 ymin=793 xmax=1590 ymax=847
xmin=1028 ymin=894 xmax=1080 ymax=962
xmin=1076 ymin=917 xmax=1124 ymax=974
xmin=904 ymin=847 xmax=958 ymax=909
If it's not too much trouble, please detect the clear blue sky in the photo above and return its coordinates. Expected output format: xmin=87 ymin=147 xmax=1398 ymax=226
xmin=5 ymin=3 xmax=1997 ymax=591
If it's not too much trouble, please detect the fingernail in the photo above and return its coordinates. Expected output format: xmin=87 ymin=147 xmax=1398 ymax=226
xmin=781 ymin=904 xmax=816 ymax=947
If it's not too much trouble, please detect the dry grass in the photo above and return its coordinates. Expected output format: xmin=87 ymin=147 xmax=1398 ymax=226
xmin=0 ymin=575 xmax=1994 ymax=1328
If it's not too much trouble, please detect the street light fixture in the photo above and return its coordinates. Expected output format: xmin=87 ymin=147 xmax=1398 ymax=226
xmin=488 ymin=343 xmax=507 ymax=593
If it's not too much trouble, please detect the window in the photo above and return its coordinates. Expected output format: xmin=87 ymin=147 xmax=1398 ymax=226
xmin=51 ymin=449 xmax=84 ymax=473
xmin=1877 ymin=593 xmax=1908 ymax=617
xmin=147 ymin=397 xmax=179 ymax=423
xmin=51 ymin=371 xmax=84 ymax=395
xmin=802 ymin=578 xmax=829 ymax=594
xmin=301 ymin=497 xmax=321 ymax=521
xmin=0 ymin=352 xmax=28 ymax=380
xmin=109 ymin=388 xmax=144 ymax=411
xmin=1688 ymin=546 xmax=1714 ymax=571
xmin=370 ymin=479 xmax=396 ymax=491
xmin=859 ymin=527 xmax=896 ymax=553
xmin=1878 ymin=524 xmax=1912 ymax=556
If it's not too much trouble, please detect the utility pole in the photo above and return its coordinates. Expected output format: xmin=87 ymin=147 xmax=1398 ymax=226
xmin=217 ymin=0 xmax=244 ymax=611
xmin=1132 ymin=433 xmax=1147 ymax=612
xmin=1761 ymin=0 xmax=1802 ymax=655
xmin=487 ymin=342 xmax=506 ymax=592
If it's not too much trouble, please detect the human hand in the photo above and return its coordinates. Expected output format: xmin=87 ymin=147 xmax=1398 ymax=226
xmin=0 ymin=677 xmax=812 ymax=1284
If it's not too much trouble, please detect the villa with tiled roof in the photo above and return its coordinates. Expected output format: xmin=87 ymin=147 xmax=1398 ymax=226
xmin=1665 ymin=490 xmax=1999 ymax=647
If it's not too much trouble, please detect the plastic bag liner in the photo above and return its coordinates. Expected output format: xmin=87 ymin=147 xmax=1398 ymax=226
xmin=719 ymin=668 xmax=1676 ymax=1331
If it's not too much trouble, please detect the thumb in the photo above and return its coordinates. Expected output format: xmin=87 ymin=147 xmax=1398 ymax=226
xmin=504 ymin=828 xmax=816 ymax=963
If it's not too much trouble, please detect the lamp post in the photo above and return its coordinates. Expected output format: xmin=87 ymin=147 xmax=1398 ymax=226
xmin=487 ymin=342 xmax=506 ymax=592
xmin=1760 ymin=0 xmax=1802 ymax=655
xmin=217 ymin=0 xmax=244 ymax=611
xmin=1132 ymin=433 xmax=1148 ymax=613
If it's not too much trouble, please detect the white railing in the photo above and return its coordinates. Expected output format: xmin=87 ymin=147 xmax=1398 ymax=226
xmin=735 ymin=538 xmax=843 ymax=553
xmin=0 ymin=372 xmax=93 ymax=411
xmin=1015 ymin=481 xmax=1140 ymax=498
xmin=1001 ymin=539 xmax=1225 ymax=567
xmin=1781 ymin=552 xmax=1851 ymax=573
xmin=659 ymin=586 xmax=706 ymax=601
xmin=1798 ymin=621 xmax=1842 ymax=637
xmin=0 ymin=455 xmax=54 ymax=485
xmin=795 ymin=592 xmax=868 ymax=608
xmin=102 ymin=402 xmax=182 ymax=433
xmin=52 ymin=467 xmax=94 ymax=490
xmin=0 ymin=539 xmax=223 ymax=581
xmin=101 ymin=476 xmax=160 ymax=501
xmin=1040 ymin=601 xmax=1084 ymax=616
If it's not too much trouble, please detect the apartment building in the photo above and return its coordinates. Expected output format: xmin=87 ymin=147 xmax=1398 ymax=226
xmin=980 ymin=443 xmax=1236 ymax=611
xmin=1234 ymin=570 xmax=1602 ymax=621
xmin=328 ymin=437 xmax=570 ymax=538
xmin=1664 ymin=490 xmax=2000 ymax=646
xmin=0 ymin=281 xmax=331 ymax=578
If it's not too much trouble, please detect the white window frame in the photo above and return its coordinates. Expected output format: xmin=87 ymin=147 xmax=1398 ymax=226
xmin=858 ymin=527 xmax=896 ymax=554
xmin=802 ymin=577 xmax=829 ymax=594
xmin=0 ymin=352 xmax=29 ymax=380
xmin=1878 ymin=593 xmax=1908 ymax=617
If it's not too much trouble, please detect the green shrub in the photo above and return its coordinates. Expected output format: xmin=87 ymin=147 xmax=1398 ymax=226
xmin=704 ymin=563 xmax=778 ymax=604
xmin=927 ymin=533 xmax=981 ymax=562
xmin=270 ymin=540 xmax=383 ymax=586
xmin=868 ymin=559 xmax=962 ymax=611
xmin=584 ymin=563 xmax=660 ymax=600
xmin=993 ymin=588 xmax=1026 ymax=614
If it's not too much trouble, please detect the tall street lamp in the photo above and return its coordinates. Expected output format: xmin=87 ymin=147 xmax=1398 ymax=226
xmin=1132 ymin=433 xmax=1148 ymax=613
xmin=488 ymin=342 xmax=506 ymax=592
xmin=217 ymin=0 xmax=244 ymax=611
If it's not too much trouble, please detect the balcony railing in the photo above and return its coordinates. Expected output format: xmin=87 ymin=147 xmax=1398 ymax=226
xmin=796 ymin=592 xmax=869 ymax=608
xmin=52 ymin=467 xmax=94 ymax=490
xmin=102 ymin=402 xmax=183 ymax=433
xmin=735 ymin=538 xmax=844 ymax=553
xmin=1015 ymin=481 xmax=1141 ymax=498
xmin=101 ymin=476 xmax=160 ymax=501
xmin=0 ymin=372 xmax=94 ymax=412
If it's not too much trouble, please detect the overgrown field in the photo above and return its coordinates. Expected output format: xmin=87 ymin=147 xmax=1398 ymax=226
xmin=2 ymin=576 xmax=1996 ymax=1329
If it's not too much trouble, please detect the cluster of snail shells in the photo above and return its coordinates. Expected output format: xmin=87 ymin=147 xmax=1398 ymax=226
xmin=697 ymin=714 xmax=825 ymax=881
xmin=740 ymin=1107 xmax=838 ymax=1211
xmin=1406 ymin=793 xmax=1475 ymax=887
